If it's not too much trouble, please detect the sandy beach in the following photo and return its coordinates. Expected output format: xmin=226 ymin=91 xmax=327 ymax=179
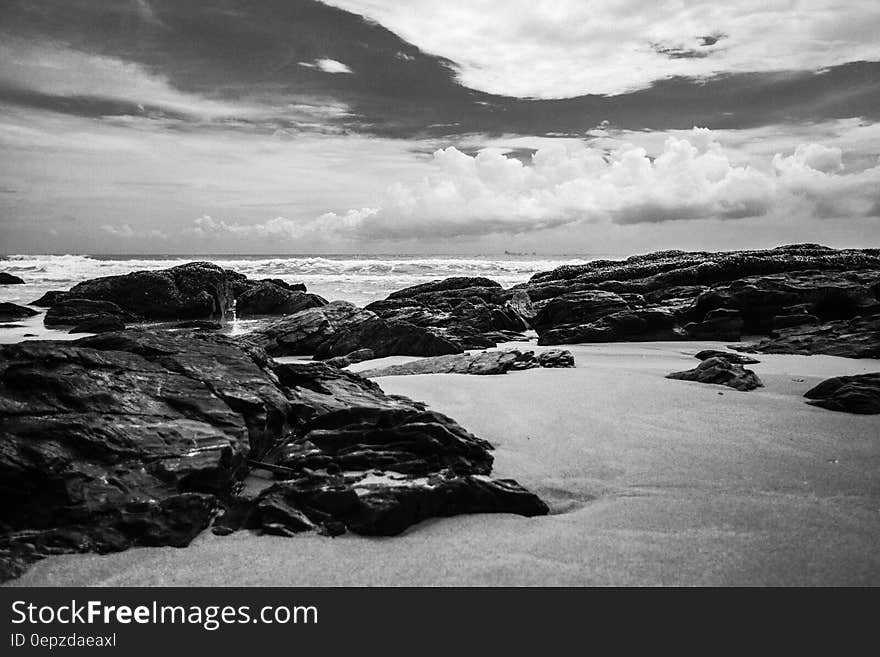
xmin=9 ymin=340 xmax=880 ymax=587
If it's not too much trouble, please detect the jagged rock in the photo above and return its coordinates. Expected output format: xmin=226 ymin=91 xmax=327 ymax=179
xmin=359 ymin=349 xmax=574 ymax=377
xmin=666 ymin=356 xmax=763 ymax=391
xmin=737 ymin=315 xmax=880 ymax=359
xmin=324 ymin=348 xmax=375 ymax=369
xmin=44 ymin=298 xmax=135 ymax=326
xmin=684 ymin=308 xmax=743 ymax=341
xmin=59 ymin=261 xmax=237 ymax=320
xmin=387 ymin=277 xmax=502 ymax=299
xmin=772 ymin=313 xmax=819 ymax=330
xmin=538 ymin=309 xmax=680 ymax=345
xmin=244 ymin=301 xmax=461 ymax=358
xmin=235 ymin=281 xmax=327 ymax=316
xmin=0 ymin=303 xmax=38 ymax=322
xmin=367 ymin=278 xmax=528 ymax=350
xmin=0 ymin=330 xmax=545 ymax=579
xmin=533 ymin=290 xmax=631 ymax=333
xmin=171 ymin=320 xmax=223 ymax=330
xmin=31 ymin=290 xmax=68 ymax=307
xmin=694 ymin=349 xmax=760 ymax=364
xmin=804 ymin=373 xmax=880 ymax=414
xmin=314 ymin=317 xmax=462 ymax=359
xmin=230 ymin=276 xmax=307 ymax=297
xmin=68 ymin=315 xmax=126 ymax=334
xmin=0 ymin=273 xmax=24 ymax=285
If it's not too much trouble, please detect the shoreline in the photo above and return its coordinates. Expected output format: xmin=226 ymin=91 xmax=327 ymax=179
xmin=9 ymin=341 xmax=880 ymax=586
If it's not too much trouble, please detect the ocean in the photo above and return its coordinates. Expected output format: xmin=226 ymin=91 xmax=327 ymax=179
xmin=0 ymin=253 xmax=615 ymax=342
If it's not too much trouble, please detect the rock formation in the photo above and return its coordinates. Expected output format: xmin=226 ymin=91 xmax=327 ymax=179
xmin=803 ymin=373 xmax=880 ymax=414
xmin=666 ymin=356 xmax=764 ymax=391
xmin=358 ymin=349 xmax=575 ymax=377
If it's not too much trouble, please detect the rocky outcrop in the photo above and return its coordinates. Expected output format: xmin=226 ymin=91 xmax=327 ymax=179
xmin=31 ymin=291 xmax=68 ymax=307
xmin=58 ymin=262 xmax=237 ymax=321
xmin=684 ymin=308 xmax=744 ymax=341
xmin=235 ymin=281 xmax=327 ymax=317
xmin=243 ymin=301 xmax=461 ymax=359
xmin=735 ymin=315 xmax=880 ymax=359
xmin=0 ymin=329 xmax=545 ymax=580
xmin=694 ymin=349 xmax=760 ymax=365
xmin=359 ymin=349 xmax=575 ymax=378
xmin=538 ymin=309 xmax=680 ymax=344
xmin=521 ymin=245 xmax=880 ymax=352
xmin=0 ymin=303 xmax=38 ymax=322
xmin=666 ymin=356 xmax=763 ymax=391
xmin=43 ymin=299 xmax=135 ymax=327
xmin=0 ymin=273 xmax=24 ymax=285
xmin=804 ymin=373 xmax=880 ymax=414
xmin=68 ymin=315 xmax=126 ymax=334
xmin=366 ymin=277 xmax=529 ymax=350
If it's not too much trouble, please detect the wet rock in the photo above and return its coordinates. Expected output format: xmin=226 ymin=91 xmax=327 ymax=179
xmin=736 ymin=315 xmax=880 ymax=359
xmin=235 ymin=281 xmax=327 ymax=316
xmin=684 ymin=308 xmax=743 ymax=341
xmin=804 ymin=373 xmax=880 ymax=414
xmin=44 ymin=298 xmax=134 ymax=326
xmin=1 ymin=329 xmax=546 ymax=579
xmin=60 ymin=261 xmax=237 ymax=320
xmin=31 ymin=290 xmax=68 ymax=307
xmin=694 ymin=349 xmax=760 ymax=365
xmin=68 ymin=315 xmax=126 ymax=334
xmin=666 ymin=356 xmax=763 ymax=391
xmin=0 ymin=302 xmax=38 ymax=322
xmin=772 ymin=313 xmax=819 ymax=330
xmin=538 ymin=309 xmax=680 ymax=344
xmin=325 ymin=348 xmax=375 ymax=369
xmin=359 ymin=349 xmax=574 ymax=377
xmin=387 ymin=277 xmax=503 ymax=300
xmin=0 ymin=272 xmax=24 ymax=285
xmin=244 ymin=301 xmax=461 ymax=358
xmin=533 ymin=290 xmax=631 ymax=334
xmin=171 ymin=320 xmax=223 ymax=330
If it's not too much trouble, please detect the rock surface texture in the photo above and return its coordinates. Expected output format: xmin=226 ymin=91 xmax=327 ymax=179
xmin=666 ymin=356 xmax=764 ymax=391
xmin=0 ymin=330 xmax=546 ymax=581
xmin=518 ymin=245 xmax=880 ymax=356
xmin=365 ymin=276 xmax=530 ymax=349
xmin=0 ymin=273 xmax=24 ymax=285
xmin=244 ymin=301 xmax=462 ymax=358
xmin=803 ymin=373 xmax=880 ymax=414
xmin=0 ymin=303 xmax=38 ymax=322
xmin=359 ymin=349 xmax=575 ymax=378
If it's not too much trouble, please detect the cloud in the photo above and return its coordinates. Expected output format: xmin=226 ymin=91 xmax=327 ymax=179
xmin=100 ymin=224 xmax=168 ymax=240
xmin=324 ymin=0 xmax=880 ymax=97
xmin=314 ymin=128 xmax=880 ymax=239
xmin=299 ymin=59 xmax=354 ymax=74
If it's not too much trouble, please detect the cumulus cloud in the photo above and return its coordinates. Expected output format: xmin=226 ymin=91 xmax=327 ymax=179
xmin=312 ymin=129 xmax=880 ymax=240
xmin=299 ymin=59 xmax=354 ymax=74
xmin=100 ymin=224 xmax=168 ymax=240
xmin=325 ymin=0 xmax=880 ymax=97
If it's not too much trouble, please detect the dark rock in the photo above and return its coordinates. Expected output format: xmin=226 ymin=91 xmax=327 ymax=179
xmin=538 ymin=309 xmax=680 ymax=344
xmin=1 ymin=329 xmax=545 ymax=579
xmin=44 ymin=298 xmax=134 ymax=326
xmin=68 ymin=315 xmax=126 ymax=334
xmin=325 ymin=348 xmax=375 ymax=369
xmin=171 ymin=320 xmax=223 ymax=330
xmin=235 ymin=281 xmax=327 ymax=316
xmin=0 ymin=302 xmax=38 ymax=322
xmin=0 ymin=272 xmax=24 ymax=285
xmin=694 ymin=349 xmax=760 ymax=365
xmin=314 ymin=317 xmax=461 ymax=360
xmin=684 ymin=308 xmax=743 ymax=341
xmin=737 ymin=315 xmax=880 ymax=359
xmin=244 ymin=302 xmax=461 ymax=359
xmin=359 ymin=349 xmax=574 ymax=377
xmin=803 ymin=373 xmax=880 ymax=414
xmin=387 ymin=277 xmax=502 ymax=300
xmin=533 ymin=290 xmax=631 ymax=333
xmin=229 ymin=276 xmax=307 ymax=297
xmin=772 ymin=313 xmax=819 ymax=330
xmin=666 ymin=356 xmax=763 ymax=391
xmin=31 ymin=290 xmax=68 ymax=307
xmin=61 ymin=261 xmax=236 ymax=320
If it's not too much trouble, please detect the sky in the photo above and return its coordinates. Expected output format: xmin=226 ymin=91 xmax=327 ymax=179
xmin=1 ymin=0 xmax=879 ymax=255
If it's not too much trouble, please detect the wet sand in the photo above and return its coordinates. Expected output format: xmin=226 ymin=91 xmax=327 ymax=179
xmin=8 ymin=341 xmax=880 ymax=586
